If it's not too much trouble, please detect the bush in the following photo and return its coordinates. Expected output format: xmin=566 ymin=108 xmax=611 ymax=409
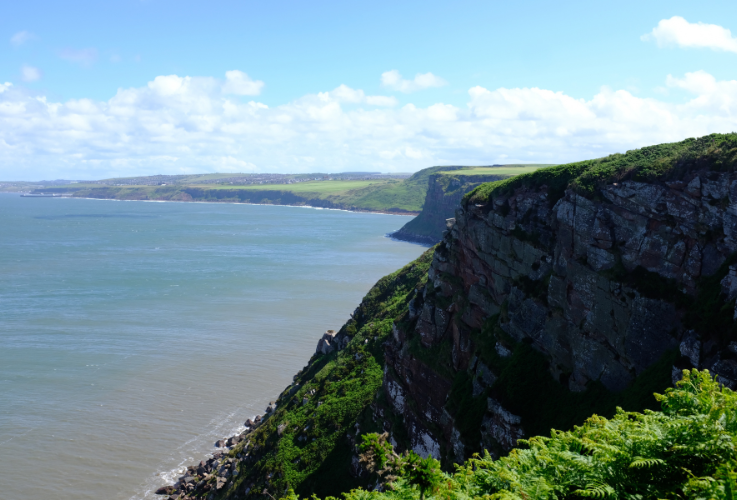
xmin=292 ymin=370 xmax=737 ymax=500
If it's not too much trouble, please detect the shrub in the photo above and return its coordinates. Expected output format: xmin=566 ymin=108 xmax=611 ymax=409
xmin=292 ymin=370 xmax=737 ymax=500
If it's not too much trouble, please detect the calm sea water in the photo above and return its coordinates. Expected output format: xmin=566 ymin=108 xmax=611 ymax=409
xmin=0 ymin=194 xmax=425 ymax=500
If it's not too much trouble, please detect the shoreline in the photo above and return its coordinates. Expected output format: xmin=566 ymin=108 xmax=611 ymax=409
xmin=386 ymin=230 xmax=435 ymax=247
xmin=387 ymin=229 xmax=438 ymax=246
xmin=153 ymin=407 xmax=274 ymax=499
xmin=0 ymin=191 xmax=418 ymax=217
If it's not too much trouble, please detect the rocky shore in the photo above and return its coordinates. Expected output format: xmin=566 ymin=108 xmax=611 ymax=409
xmin=154 ymin=331 xmax=339 ymax=500
xmin=155 ymin=406 xmax=275 ymax=499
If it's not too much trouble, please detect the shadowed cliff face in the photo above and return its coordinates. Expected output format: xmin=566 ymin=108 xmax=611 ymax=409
xmin=378 ymin=167 xmax=737 ymax=468
xmin=392 ymin=173 xmax=508 ymax=245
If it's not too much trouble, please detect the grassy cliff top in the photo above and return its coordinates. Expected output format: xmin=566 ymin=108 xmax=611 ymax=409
xmin=438 ymin=165 xmax=554 ymax=176
xmin=465 ymin=133 xmax=737 ymax=205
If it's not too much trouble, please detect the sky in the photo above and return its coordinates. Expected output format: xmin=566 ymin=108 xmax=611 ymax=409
xmin=2 ymin=0 xmax=737 ymax=181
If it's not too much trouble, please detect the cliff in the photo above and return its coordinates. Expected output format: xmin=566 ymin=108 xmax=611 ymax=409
xmin=163 ymin=134 xmax=737 ymax=500
xmin=391 ymin=171 xmax=507 ymax=245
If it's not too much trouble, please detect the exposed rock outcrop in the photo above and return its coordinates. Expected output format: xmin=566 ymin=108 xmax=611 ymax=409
xmin=377 ymin=163 xmax=737 ymax=466
xmin=169 ymin=135 xmax=737 ymax=499
xmin=392 ymin=170 xmax=509 ymax=245
xmin=315 ymin=330 xmax=339 ymax=355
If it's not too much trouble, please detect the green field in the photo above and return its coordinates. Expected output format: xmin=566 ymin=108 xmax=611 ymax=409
xmin=439 ymin=164 xmax=556 ymax=176
xmin=200 ymin=179 xmax=389 ymax=194
xmin=23 ymin=164 xmax=557 ymax=214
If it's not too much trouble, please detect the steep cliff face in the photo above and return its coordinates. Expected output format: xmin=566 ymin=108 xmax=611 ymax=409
xmin=392 ymin=172 xmax=505 ymax=245
xmin=174 ymin=135 xmax=737 ymax=500
xmin=377 ymin=134 xmax=737 ymax=467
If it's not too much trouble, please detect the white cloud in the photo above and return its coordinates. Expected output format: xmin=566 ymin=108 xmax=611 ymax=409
xmin=213 ymin=155 xmax=258 ymax=172
xmin=222 ymin=70 xmax=264 ymax=96
xmin=642 ymin=16 xmax=737 ymax=53
xmin=2 ymin=70 xmax=737 ymax=180
xmin=317 ymin=84 xmax=397 ymax=106
xmin=20 ymin=65 xmax=41 ymax=82
xmin=58 ymin=48 xmax=98 ymax=67
xmin=365 ymin=95 xmax=398 ymax=107
xmin=381 ymin=70 xmax=447 ymax=93
xmin=325 ymin=84 xmax=364 ymax=103
xmin=10 ymin=31 xmax=35 ymax=47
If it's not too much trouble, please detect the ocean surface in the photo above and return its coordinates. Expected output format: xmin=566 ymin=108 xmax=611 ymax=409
xmin=0 ymin=193 xmax=426 ymax=500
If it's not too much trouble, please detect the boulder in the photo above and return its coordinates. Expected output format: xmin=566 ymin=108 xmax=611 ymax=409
xmin=216 ymin=477 xmax=227 ymax=490
xmin=315 ymin=330 xmax=337 ymax=355
xmin=155 ymin=486 xmax=174 ymax=495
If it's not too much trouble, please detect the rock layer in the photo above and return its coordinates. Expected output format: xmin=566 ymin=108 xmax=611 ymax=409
xmin=377 ymin=168 xmax=737 ymax=467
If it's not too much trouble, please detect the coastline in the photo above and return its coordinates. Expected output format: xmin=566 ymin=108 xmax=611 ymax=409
xmin=0 ymin=191 xmax=428 ymax=500
xmin=387 ymin=229 xmax=438 ymax=246
xmin=153 ymin=405 xmax=273 ymax=499
xmin=1 ymin=192 xmax=418 ymax=217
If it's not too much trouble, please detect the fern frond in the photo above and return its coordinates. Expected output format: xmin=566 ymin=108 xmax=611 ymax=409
xmin=573 ymin=482 xmax=615 ymax=498
xmin=629 ymin=457 xmax=665 ymax=468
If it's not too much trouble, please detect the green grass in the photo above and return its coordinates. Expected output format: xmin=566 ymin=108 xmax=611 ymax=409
xmin=439 ymin=165 xmax=554 ymax=176
xmin=35 ymin=167 xmax=468 ymax=213
xmin=465 ymin=133 xmax=737 ymax=206
xmin=199 ymin=180 xmax=390 ymax=194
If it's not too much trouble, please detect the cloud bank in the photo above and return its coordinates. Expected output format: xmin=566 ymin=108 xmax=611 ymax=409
xmin=1 ymin=70 xmax=737 ymax=180
xmin=222 ymin=70 xmax=264 ymax=96
xmin=643 ymin=16 xmax=737 ymax=53
xmin=381 ymin=70 xmax=447 ymax=93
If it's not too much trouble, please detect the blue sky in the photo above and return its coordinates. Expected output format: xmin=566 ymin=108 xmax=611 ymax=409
xmin=2 ymin=0 xmax=737 ymax=180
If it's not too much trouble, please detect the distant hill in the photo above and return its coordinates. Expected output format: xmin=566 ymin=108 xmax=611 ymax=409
xmin=16 ymin=166 xmax=551 ymax=220
xmin=22 ymin=172 xmax=425 ymax=214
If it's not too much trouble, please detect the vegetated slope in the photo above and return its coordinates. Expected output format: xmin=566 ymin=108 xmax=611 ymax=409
xmin=186 ymin=167 xmax=476 ymax=213
xmin=35 ymin=180 xmax=426 ymax=214
xmin=168 ymin=133 xmax=737 ymax=500
xmin=392 ymin=166 xmax=551 ymax=245
xmin=34 ymin=167 xmax=479 ymax=214
xmin=342 ymin=167 xmax=470 ymax=214
xmin=219 ymin=250 xmax=435 ymax=498
xmin=315 ymin=370 xmax=737 ymax=500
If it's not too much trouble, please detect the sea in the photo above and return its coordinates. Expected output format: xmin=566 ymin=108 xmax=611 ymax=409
xmin=0 ymin=193 xmax=427 ymax=500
